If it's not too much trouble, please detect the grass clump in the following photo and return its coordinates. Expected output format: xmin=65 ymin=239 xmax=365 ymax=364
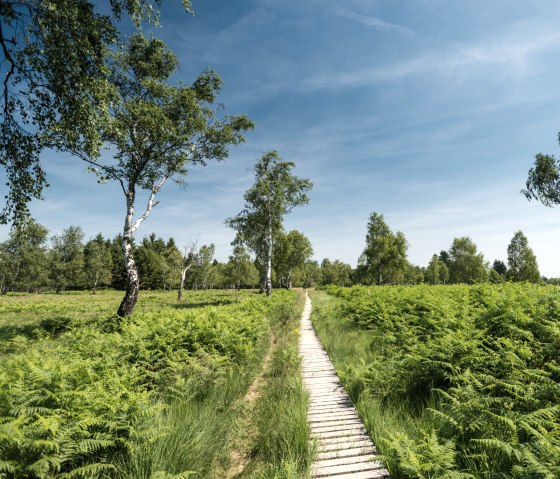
xmin=234 ymin=290 xmax=315 ymax=479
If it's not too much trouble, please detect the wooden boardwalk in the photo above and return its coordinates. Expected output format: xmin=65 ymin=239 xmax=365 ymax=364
xmin=300 ymin=293 xmax=390 ymax=479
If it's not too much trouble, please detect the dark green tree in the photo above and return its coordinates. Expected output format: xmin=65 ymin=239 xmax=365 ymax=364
xmin=492 ymin=259 xmax=508 ymax=276
xmin=226 ymin=151 xmax=312 ymax=296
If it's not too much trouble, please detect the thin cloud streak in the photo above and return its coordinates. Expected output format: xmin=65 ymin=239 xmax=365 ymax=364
xmin=334 ymin=7 xmax=414 ymax=36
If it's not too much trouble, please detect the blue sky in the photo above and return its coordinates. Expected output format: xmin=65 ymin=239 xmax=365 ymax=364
xmin=3 ymin=0 xmax=560 ymax=275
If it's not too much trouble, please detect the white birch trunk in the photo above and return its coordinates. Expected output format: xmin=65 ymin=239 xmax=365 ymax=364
xmin=265 ymin=220 xmax=272 ymax=296
xmin=117 ymin=190 xmax=140 ymax=317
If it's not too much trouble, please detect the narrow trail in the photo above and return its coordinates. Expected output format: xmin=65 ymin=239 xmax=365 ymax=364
xmin=300 ymin=293 xmax=390 ymax=479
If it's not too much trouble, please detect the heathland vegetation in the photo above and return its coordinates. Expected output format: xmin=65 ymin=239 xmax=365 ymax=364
xmin=312 ymin=284 xmax=560 ymax=478
xmin=0 ymin=289 xmax=314 ymax=478
xmin=4 ymin=1 xmax=560 ymax=479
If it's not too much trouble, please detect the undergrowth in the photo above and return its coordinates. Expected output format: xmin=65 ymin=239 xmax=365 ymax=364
xmin=0 ymin=290 xmax=297 ymax=478
xmin=311 ymin=284 xmax=560 ymax=479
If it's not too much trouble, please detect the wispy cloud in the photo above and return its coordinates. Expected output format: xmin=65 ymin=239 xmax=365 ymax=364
xmin=297 ymin=28 xmax=560 ymax=91
xmin=334 ymin=7 xmax=414 ymax=36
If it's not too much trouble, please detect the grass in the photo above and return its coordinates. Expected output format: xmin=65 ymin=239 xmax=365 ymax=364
xmin=0 ymin=289 xmax=309 ymax=478
xmin=221 ymin=289 xmax=316 ymax=479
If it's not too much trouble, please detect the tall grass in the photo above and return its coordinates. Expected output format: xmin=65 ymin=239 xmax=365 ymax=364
xmin=240 ymin=290 xmax=316 ymax=479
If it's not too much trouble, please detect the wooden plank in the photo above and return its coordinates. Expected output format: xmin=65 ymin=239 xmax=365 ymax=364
xmin=317 ymin=445 xmax=377 ymax=461
xmin=313 ymin=470 xmax=389 ymax=479
xmin=299 ymin=292 xmax=390 ymax=479
xmin=318 ymin=438 xmax=374 ymax=452
xmin=313 ymin=460 xmax=385 ymax=477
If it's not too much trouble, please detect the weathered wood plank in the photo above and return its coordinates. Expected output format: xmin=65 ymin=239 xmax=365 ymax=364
xmin=299 ymin=292 xmax=390 ymax=479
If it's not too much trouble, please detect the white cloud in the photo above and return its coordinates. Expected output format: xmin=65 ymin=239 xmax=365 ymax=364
xmin=297 ymin=27 xmax=560 ymax=91
xmin=334 ymin=7 xmax=414 ymax=36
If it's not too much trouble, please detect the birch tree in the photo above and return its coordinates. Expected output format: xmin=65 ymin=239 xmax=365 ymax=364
xmin=226 ymin=151 xmax=312 ymax=296
xmin=69 ymin=34 xmax=252 ymax=316
xmin=506 ymin=230 xmax=540 ymax=283
xmin=360 ymin=212 xmax=408 ymax=285
xmin=178 ymin=240 xmax=198 ymax=301
xmin=273 ymin=230 xmax=313 ymax=289
xmin=0 ymin=0 xmax=193 ymax=224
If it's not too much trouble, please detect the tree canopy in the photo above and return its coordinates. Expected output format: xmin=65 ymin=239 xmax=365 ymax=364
xmin=357 ymin=212 xmax=408 ymax=285
xmin=0 ymin=0 xmax=192 ymax=224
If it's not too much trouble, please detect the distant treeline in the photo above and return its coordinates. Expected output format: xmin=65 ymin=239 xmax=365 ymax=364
xmin=0 ymin=221 xmax=353 ymax=293
xmin=0 ymin=213 xmax=556 ymax=294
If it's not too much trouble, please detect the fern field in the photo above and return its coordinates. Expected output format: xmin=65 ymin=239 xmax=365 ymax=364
xmin=314 ymin=284 xmax=560 ymax=479
xmin=0 ymin=290 xmax=300 ymax=478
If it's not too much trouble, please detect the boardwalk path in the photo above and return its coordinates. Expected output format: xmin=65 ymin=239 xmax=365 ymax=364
xmin=300 ymin=293 xmax=390 ymax=479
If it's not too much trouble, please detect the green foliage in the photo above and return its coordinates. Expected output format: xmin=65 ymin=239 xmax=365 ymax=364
xmin=507 ymin=231 xmax=540 ymax=283
xmin=357 ymin=212 xmax=409 ymax=285
xmin=226 ymin=151 xmax=312 ymax=295
xmin=447 ymin=237 xmax=488 ymax=284
xmin=0 ymin=289 xmax=297 ymax=478
xmin=317 ymin=284 xmax=560 ymax=478
xmin=0 ymin=0 xmax=191 ymax=224
xmin=523 ymin=153 xmax=560 ymax=207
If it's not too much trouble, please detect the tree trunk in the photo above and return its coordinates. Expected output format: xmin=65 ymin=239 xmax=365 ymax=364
xmin=117 ymin=192 xmax=140 ymax=317
xmin=178 ymin=267 xmax=187 ymax=301
xmin=265 ymin=222 xmax=272 ymax=296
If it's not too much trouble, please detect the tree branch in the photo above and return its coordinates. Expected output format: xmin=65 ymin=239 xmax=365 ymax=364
xmin=131 ymin=175 xmax=167 ymax=232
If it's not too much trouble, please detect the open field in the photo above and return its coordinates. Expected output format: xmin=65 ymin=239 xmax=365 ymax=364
xmin=311 ymin=284 xmax=560 ymax=479
xmin=0 ymin=289 xmax=314 ymax=479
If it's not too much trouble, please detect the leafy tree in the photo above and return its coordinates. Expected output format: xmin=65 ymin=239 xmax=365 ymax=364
xmin=225 ymin=245 xmax=259 ymax=290
xmin=69 ymin=34 xmax=252 ymax=316
xmin=193 ymin=244 xmax=216 ymax=290
xmin=425 ymin=255 xmax=449 ymax=285
xmin=439 ymin=250 xmax=450 ymax=266
xmin=360 ymin=212 xmax=408 ymax=285
xmin=273 ymin=230 xmax=313 ymax=288
xmin=404 ymin=263 xmax=424 ymax=284
xmin=226 ymin=151 xmax=312 ymax=296
xmin=320 ymin=258 xmax=353 ymax=286
xmin=293 ymin=260 xmax=322 ymax=288
xmin=0 ymin=220 xmax=49 ymax=292
xmin=84 ymin=233 xmax=113 ymax=293
xmin=0 ymin=0 xmax=192 ymax=224
xmin=447 ymin=236 xmax=488 ymax=284
xmin=176 ymin=240 xmax=198 ymax=301
xmin=439 ymin=261 xmax=450 ymax=285
xmin=49 ymin=226 xmax=85 ymax=292
xmin=506 ymin=230 xmax=540 ymax=283
xmin=523 ymin=153 xmax=560 ymax=207
xmin=425 ymin=255 xmax=441 ymax=285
